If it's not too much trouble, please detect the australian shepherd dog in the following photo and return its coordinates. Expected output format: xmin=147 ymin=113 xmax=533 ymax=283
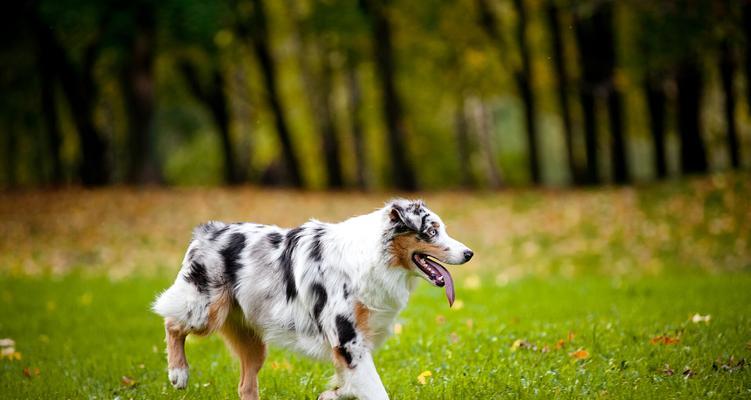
xmin=153 ymin=199 xmax=473 ymax=399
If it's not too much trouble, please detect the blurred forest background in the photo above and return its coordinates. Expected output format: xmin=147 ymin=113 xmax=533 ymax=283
xmin=1 ymin=0 xmax=750 ymax=190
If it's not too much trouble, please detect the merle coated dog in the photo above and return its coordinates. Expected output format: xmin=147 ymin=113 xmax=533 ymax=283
xmin=153 ymin=199 xmax=473 ymax=399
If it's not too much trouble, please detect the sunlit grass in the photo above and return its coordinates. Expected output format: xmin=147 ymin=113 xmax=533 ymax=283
xmin=0 ymin=274 xmax=749 ymax=398
xmin=0 ymin=172 xmax=750 ymax=398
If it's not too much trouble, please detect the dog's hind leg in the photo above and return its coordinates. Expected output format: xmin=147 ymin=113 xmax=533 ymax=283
xmin=164 ymin=318 xmax=189 ymax=389
xmin=221 ymin=316 xmax=266 ymax=400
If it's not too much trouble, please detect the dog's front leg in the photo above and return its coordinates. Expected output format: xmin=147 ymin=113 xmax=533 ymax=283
xmin=319 ymin=312 xmax=388 ymax=400
xmin=330 ymin=349 xmax=387 ymax=400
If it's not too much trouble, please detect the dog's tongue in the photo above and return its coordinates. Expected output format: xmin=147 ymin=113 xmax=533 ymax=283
xmin=426 ymin=258 xmax=455 ymax=307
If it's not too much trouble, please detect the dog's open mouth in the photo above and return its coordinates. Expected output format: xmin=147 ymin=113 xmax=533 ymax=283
xmin=412 ymin=253 xmax=455 ymax=307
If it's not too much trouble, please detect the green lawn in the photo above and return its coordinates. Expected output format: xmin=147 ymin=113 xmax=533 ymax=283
xmin=1 ymin=273 xmax=749 ymax=399
xmin=1 ymin=174 xmax=750 ymax=398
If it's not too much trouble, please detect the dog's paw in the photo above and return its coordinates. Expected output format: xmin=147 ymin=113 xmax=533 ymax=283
xmin=168 ymin=368 xmax=188 ymax=389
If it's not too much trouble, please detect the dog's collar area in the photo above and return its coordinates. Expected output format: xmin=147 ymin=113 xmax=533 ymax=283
xmin=412 ymin=253 xmax=456 ymax=307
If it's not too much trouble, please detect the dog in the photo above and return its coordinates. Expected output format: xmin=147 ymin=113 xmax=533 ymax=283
xmin=152 ymin=198 xmax=473 ymax=400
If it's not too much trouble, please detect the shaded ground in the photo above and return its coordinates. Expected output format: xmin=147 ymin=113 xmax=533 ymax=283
xmin=0 ymin=173 xmax=750 ymax=398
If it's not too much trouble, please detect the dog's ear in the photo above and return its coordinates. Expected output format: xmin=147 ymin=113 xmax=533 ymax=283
xmin=388 ymin=199 xmax=424 ymax=232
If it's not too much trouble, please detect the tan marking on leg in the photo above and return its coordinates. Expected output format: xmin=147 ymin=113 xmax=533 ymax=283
xmin=205 ymin=288 xmax=232 ymax=333
xmin=165 ymin=318 xmax=188 ymax=370
xmin=331 ymin=346 xmax=350 ymax=372
xmin=221 ymin=318 xmax=266 ymax=400
xmin=354 ymin=302 xmax=371 ymax=342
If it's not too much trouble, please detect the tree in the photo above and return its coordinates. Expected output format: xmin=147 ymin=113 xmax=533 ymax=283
xmin=123 ymin=2 xmax=161 ymax=184
xmin=32 ymin=6 xmax=110 ymax=186
xmin=675 ymin=59 xmax=707 ymax=174
xmin=360 ymin=0 xmax=418 ymax=190
xmin=235 ymin=0 xmax=304 ymax=187
xmin=34 ymin=14 xmax=63 ymax=185
xmin=477 ymin=0 xmax=541 ymax=184
xmin=285 ymin=0 xmax=344 ymax=188
xmin=719 ymin=39 xmax=740 ymax=169
xmin=574 ymin=2 xmax=629 ymax=184
xmin=643 ymin=72 xmax=668 ymax=179
xmin=180 ymin=61 xmax=239 ymax=184
xmin=545 ymin=1 xmax=581 ymax=184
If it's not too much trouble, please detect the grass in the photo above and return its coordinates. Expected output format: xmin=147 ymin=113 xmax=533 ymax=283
xmin=1 ymin=274 xmax=750 ymax=399
xmin=1 ymin=173 xmax=750 ymax=398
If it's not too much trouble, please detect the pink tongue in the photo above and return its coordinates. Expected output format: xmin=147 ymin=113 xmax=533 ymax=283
xmin=426 ymin=259 xmax=455 ymax=307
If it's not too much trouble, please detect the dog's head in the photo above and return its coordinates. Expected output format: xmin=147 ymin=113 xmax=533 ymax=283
xmin=384 ymin=199 xmax=473 ymax=306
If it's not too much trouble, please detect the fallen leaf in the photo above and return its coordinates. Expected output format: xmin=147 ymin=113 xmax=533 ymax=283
xmin=121 ymin=376 xmax=137 ymax=387
xmin=417 ymin=370 xmax=432 ymax=385
xmin=690 ymin=314 xmax=711 ymax=324
xmin=650 ymin=335 xmax=680 ymax=345
xmin=511 ymin=339 xmax=534 ymax=351
xmin=569 ymin=348 xmax=590 ymax=360
xmin=23 ymin=367 xmax=40 ymax=378
xmin=555 ymin=339 xmax=566 ymax=349
xmin=712 ymin=356 xmax=745 ymax=372
xmin=464 ymin=274 xmax=481 ymax=290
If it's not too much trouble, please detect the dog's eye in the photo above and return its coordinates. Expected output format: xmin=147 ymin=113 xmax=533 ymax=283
xmin=427 ymin=228 xmax=437 ymax=237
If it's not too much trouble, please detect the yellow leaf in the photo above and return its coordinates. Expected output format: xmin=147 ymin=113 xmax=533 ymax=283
xmin=464 ymin=274 xmax=481 ymax=290
xmin=417 ymin=370 xmax=432 ymax=385
xmin=121 ymin=375 xmax=137 ymax=387
xmin=650 ymin=335 xmax=680 ymax=345
xmin=569 ymin=348 xmax=590 ymax=360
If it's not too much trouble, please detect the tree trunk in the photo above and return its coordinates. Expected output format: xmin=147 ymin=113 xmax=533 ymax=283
xmin=744 ymin=2 xmax=751 ymax=120
xmin=644 ymin=75 xmax=668 ymax=179
xmin=719 ymin=39 xmax=740 ymax=169
xmin=675 ymin=60 xmax=708 ymax=174
xmin=607 ymin=89 xmax=628 ymax=183
xmin=123 ymin=3 xmax=160 ymax=184
xmin=361 ymin=0 xmax=417 ymax=190
xmin=33 ymin=12 xmax=109 ymax=185
xmin=468 ymin=97 xmax=502 ymax=188
xmin=511 ymin=0 xmax=541 ymax=184
xmin=579 ymin=89 xmax=599 ymax=184
xmin=346 ymin=58 xmax=368 ymax=190
xmin=285 ymin=0 xmax=344 ymax=188
xmin=574 ymin=2 xmax=628 ymax=184
xmin=318 ymin=55 xmax=344 ymax=188
xmin=241 ymin=0 xmax=303 ymax=187
xmin=545 ymin=1 xmax=580 ymax=185
xmin=454 ymin=96 xmax=475 ymax=188
xmin=180 ymin=62 xmax=240 ymax=184
xmin=36 ymin=22 xmax=63 ymax=185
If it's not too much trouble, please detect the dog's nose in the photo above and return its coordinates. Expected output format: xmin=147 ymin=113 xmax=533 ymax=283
xmin=463 ymin=249 xmax=474 ymax=261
